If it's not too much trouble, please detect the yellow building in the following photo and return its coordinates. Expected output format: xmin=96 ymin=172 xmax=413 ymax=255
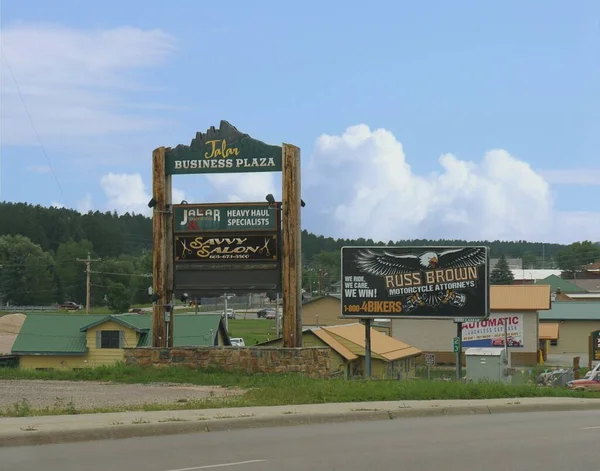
xmin=539 ymin=301 xmax=600 ymax=365
xmin=12 ymin=313 xmax=229 ymax=370
xmin=260 ymin=323 xmax=421 ymax=379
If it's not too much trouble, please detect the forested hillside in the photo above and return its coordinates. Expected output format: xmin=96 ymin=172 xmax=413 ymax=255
xmin=0 ymin=202 xmax=566 ymax=261
xmin=0 ymin=202 xmax=592 ymax=310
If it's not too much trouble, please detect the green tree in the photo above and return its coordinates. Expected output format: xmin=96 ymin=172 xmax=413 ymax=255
xmin=522 ymin=251 xmax=542 ymax=269
xmin=106 ymin=281 xmax=131 ymax=313
xmin=490 ymin=254 xmax=515 ymax=285
xmin=0 ymin=235 xmax=56 ymax=305
xmin=92 ymin=258 xmax=136 ymax=307
xmin=54 ymin=239 xmax=94 ymax=304
xmin=556 ymin=241 xmax=600 ymax=278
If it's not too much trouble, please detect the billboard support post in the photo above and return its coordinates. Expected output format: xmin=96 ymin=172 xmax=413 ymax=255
xmin=456 ymin=322 xmax=463 ymax=381
xmin=364 ymin=318 xmax=372 ymax=379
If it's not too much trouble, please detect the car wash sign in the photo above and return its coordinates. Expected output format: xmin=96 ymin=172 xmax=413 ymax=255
xmin=173 ymin=203 xmax=278 ymax=232
xmin=461 ymin=314 xmax=524 ymax=348
xmin=340 ymin=245 xmax=490 ymax=319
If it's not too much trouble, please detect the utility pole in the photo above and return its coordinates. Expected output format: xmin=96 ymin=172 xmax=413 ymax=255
xmin=317 ymin=268 xmax=327 ymax=297
xmin=76 ymin=252 xmax=101 ymax=314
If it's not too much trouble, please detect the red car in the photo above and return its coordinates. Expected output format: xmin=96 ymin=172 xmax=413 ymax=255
xmin=567 ymin=374 xmax=600 ymax=391
xmin=491 ymin=336 xmax=522 ymax=347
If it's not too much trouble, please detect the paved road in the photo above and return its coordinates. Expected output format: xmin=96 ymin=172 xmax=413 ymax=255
xmin=3 ymin=410 xmax=599 ymax=470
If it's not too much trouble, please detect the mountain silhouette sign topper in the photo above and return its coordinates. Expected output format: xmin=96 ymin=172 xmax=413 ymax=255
xmin=165 ymin=121 xmax=283 ymax=175
xmin=340 ymin=246 xmax=490 ymax=319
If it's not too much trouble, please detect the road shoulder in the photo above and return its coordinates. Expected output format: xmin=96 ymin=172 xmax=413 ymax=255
xmin=3 ymin=397 xmax=600 ymax=448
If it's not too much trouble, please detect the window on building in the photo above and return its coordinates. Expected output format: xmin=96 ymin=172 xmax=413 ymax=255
xmin=550 ymin=339 xmax=558 ymax=346
xmin=100 ymin=330 xmax=122 ymax=349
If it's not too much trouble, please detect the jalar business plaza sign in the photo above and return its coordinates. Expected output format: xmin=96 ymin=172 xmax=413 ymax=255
xmin=165 ymin=120 xmax=282 ymax=175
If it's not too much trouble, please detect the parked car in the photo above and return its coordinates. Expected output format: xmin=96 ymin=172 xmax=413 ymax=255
xmin=257 ymin=308 xmax=276 ymax=319
xmin=128 ymin=308 xmax=147 ymax=314
xmin=230 ymin=337 xmax=245 ymax=347
xmin=265 ymin=311 xmax=277 ymax=320
xmin=222 ymin=308 xmax=236 ymax=319
xmin=491 ymin=336 xmax=521 ymax=347
xmin=567 ymin=373 xmax=600 ymax=391
xmin=584 ymin=362 xmax=600 ymax=379
xmin=57 ymin=301 xmax=83 ymax=311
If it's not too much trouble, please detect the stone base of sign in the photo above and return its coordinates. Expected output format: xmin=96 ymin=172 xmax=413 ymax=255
xmin=416 ymin=351 xmax=538 ymax=367
xmin=124 ymin=346 xmax=331 ymax=378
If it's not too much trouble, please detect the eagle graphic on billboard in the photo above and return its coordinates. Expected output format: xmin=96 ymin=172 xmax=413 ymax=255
xmin=354 ymin=247 xmax=487 ymax=312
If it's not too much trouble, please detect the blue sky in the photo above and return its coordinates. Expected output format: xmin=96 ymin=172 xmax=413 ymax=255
xmin=1 ymin=0 xmax=599 ymax=243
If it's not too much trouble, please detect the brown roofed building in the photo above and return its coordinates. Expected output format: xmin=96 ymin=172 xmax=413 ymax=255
xmin=260 ymin=323 xmax=421 ymax=379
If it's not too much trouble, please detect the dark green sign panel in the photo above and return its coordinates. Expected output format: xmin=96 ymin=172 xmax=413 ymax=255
xmin=173 ymin=203 xmax=278 ymax=233
xmin=593 ymin=330 xmax=600 ymax=362
xmin=174 ymin=233 xmax=279 ymax=263
xmin=165 ymin=120 xmax=282 ymax=175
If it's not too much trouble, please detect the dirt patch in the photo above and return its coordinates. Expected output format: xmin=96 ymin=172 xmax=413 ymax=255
xmin=0 ymin=380 xmax=244 ymax=411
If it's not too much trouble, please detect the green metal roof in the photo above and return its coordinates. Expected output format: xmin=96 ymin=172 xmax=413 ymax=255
xmin=12 ymin=313 xmax=227 ymax=355
xmin=535 ymin=275 xmax=586 ymax=293
xmin=136 ymin=314 xmax=226 ymax=347
xmin=539 ymin=302 xmax=600 ymax=321
xmin=80 ymin=315 xmax=149 ymax=333
xmin=11 ymin=314 xmax=105 ymax=355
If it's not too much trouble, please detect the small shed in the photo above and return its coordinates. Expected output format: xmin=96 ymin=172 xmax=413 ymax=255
xmin=465 ymin=347 xmax=507 ymax=383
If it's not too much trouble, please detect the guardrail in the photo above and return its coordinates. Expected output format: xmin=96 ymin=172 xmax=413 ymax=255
xmin=0 ymin=305 xmax=59 ymax=312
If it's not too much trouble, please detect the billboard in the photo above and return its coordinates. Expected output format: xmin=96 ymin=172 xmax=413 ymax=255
xmin=461 ymin=314 xmax=524 ymax=348
xmin=340 ymin=246 xmax=489 ymax=319
xmin=172 ymin=199 xmax=282 ymax=296
xmin=174 ymin=234 xmax=279 ymax=263
xmin=165 ymin=120 xmax=282 ymax=175
xmin=173 ymin=203 xmax=278 ymax=232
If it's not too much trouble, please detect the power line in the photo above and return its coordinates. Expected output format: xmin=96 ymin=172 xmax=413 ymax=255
xmin=0 ymin=48 xmax=66 ymax=202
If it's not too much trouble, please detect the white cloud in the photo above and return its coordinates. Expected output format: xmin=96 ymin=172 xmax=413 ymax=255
xmin=206 ymin=173 xmax=278 ymax=203
xmin=26 ymin=165 xmax=51 ymax=173
xmin=77 ymin=194 xmax=93 ymax=213
xmin=88 ymin=125 xmax=596 ymax=244
xmin=1 ymin=23 xmax=175 ymax=147
xmin=539 ymin=169 xmax=600 ymax=186
xmin=99 ymin=172 xmax=185 ymax=215
xmin=302 ymin=124 xmax=597 ymax=244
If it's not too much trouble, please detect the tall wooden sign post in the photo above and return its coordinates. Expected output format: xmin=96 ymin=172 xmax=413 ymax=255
xmin=282 ymin=143 xmax=302 ymax=347
xmin=151 ymin=147 xmax=173 ymax=348
xmin=151 ymin=121 xmax=303 ymax=348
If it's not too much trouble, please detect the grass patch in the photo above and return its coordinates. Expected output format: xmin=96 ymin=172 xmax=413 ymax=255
xmin=1 ymin=364 xmax=599 ymax=418
xmin=227 ymin=319 xmax=276 ymax=346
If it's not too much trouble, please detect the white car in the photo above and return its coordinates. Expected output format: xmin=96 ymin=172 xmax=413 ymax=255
xmin=230 ymin=337 xmax=245 ymax=347
xmin=222 ymin=308 xmax=236 ymax=319
xmin=584 ymin=362 xmax=600 ymax=379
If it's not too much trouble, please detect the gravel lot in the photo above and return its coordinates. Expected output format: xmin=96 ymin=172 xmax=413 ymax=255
xmin=0 ymin=380 xmax=244 ymax=411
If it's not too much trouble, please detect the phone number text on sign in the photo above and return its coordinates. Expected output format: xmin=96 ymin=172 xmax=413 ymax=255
xmin=343 ymin=301 xmax=403 ymax=314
